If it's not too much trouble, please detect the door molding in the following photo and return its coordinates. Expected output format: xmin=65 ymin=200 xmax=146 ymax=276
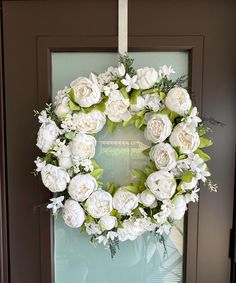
xmin=36 ymin=34 xmax=204 ymax=283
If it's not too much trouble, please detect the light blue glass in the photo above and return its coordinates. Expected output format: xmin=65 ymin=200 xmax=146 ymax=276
xmin=52 ymin=52 xmax=188 ymax=283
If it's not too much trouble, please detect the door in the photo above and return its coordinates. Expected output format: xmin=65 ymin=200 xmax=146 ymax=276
xmin=0 ymin=1 xmax=235 ymax=283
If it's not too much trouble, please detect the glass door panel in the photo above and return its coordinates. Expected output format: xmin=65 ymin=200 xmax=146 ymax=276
xmin=52 ymin=52 xmax=188 ymax=283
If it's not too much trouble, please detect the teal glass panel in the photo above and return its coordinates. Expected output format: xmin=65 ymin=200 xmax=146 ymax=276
xmin=52 ymin=52 xmax=188 ymax=283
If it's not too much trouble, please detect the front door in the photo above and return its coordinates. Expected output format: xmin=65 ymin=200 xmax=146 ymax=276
xmin=1 ymin=1 xmax=235 ymax=283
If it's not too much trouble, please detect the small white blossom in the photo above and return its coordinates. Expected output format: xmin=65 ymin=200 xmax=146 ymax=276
xmin=34 ymin=157 xmax=46 ymax=172
xmin=121 ymin=74 xmax=139 ymax=92
xmin=185 ymin=188 xmax=200 ymax=203
xmin=187 ymin=153 xmax=211 ymax=182
xmin=158 ymin=65 xmax=175 ymax=79
xmin=157 ymin=223 xmax=171 ymax=235
xmin=47 ymin=196 xmax=64 ymax=214
xmin=182 ymin=107 xmax=202 ymax=128
xmin=103 ymin=82 xmax=119 ymax=96
xmin=117 ymin=63 xmax=126 ymax=77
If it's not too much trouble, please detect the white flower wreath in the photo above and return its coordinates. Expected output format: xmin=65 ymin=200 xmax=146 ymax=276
xmin=34 ymin=55 xmax=217 ymax=257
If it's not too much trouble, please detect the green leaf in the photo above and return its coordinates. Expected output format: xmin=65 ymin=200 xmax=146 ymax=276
xmin=91 ymin=159 xmax=100 ymax=170
xmin=107 ymin=119 xmax=117 ymax=134
xmin=124 ymin=185 xmax=140 ymax=194
xmin=122 ymin=115 xmax=136 ymax=127
xmin=120 ymin=87 xmax=129 ymax=99
xmin=178 ymin=154 xmax=187 ymax=160
xmin=107 ymin=183 xmax=119 ymax=196
xmin=68 ymin=88 xmax=75 ymax=101
xmin=181 ymin=171 xmax=194 ymax=183
xmin=117 ymin=220 xmax=124 ymax=228
xmin=135 ymin=117 xmax=144 ymax=128
xmin=129 ymin=89 xmax=142 ymax=104
xmin=65 ymin=131 xmax=75 ymax=140
xmin=131 ymin=169 xmax=147 ymax=180
xmin=86 ymin=214 xmax=95 ymax=224
xmin=160 ymin=108 xmax=171 ymax=115
xmin=169 ymin=111 xmax=179 ymax=122
xmin=199 ymin=137 xmax=213 ymax=148
xmin=93 ymin=101 xmax=106 ymax=112
xmin=69 ymin=100 xmax=81 ymax=111
xmin=142 ymin=147 xmax=151 ymax=156
xmin=91 ymin=168 xmax=104 ymax=179
xmin=194 ymin=148 xmax=211 ymax=161
xmin=159 ymin=91 xmax=166 ymax=100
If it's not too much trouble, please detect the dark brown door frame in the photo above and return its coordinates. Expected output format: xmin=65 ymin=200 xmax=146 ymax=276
xmin=36 ymin=35 xmax=203 ymax=283
xmin=0 ymin=2 xmax=9 ymax=282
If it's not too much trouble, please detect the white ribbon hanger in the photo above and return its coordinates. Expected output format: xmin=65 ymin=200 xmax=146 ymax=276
xmin=118 ymin=0 xmax=128 ymax=55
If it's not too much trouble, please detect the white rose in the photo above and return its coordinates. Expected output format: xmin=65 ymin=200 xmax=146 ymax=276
xmin=149 ymin=143 xmax=177 ymax=171
xmin=85 ymin=190 xmax=113 ymax=218
xmin=37 ymin=121 xmax=60 ymax=153
xmin=181 ymin=177 xmax=198 ymax=191
xmin=74 ymin=110 xmax=106 ymax=134
xmin=70 ymin=77 xmax=101 ymax=107
xmin=41 ymin=164 xmax=70 ymax=192
xmin=63 ymin=199 xmax=85 ymax=228
xmin=70 ymin=133 xmax=96 ymax=160
xmin=99 ymin=215 xmax=117 ymax=231
xmin=169 ymin=122 xmax=200 ymax=154
xmin=170 ymin=195 xmax=187 ymax=220
xmin=130 ymin=96 xmax=146 ymax=112
xmin=144 ymin=114 xmax=172 ymax=143
xmin=140 ymin=189 xmax=156 ymax=207
xmin=143 ymin=93 xmax=162 ymax=112
xmin=145 ymin=170 xmax=176 ymax=200
xmin=58 ymin=146 xmax=73 ymax=169
xmin=68 ymin=173 xmax=98 ymax=202
xmin=113 ymin=187 xmax=139 ymax=215
xmin=105 ymin=90 xmax=131 ymax=122
xmin=165 ymin=87 xmax=191 ymax=116
xmin=55 ymin=97 xmax=71 ymax=118
xmin=136 ymin=67 xmax=158 ymax=89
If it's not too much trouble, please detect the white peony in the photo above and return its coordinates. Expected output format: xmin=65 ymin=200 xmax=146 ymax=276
xmin=143 ymin=93 xmax=162 ymax=112
xmin=63 ymin=199 xmax=85 ymax=228
xmin=54 ymin=97 xmax=71 ymax=119
xmin=169 ymin=122 xmax=200 ymax=154
xmin=58 ymin=145 xmax=73 ymax=169
xmin=140 ymin=189 xmax=156 ymax=207
xmin=181 ymin=177 xmax=198 ymax=191
xmin=105 ymin=90 xmax=131 ymax=122
xmin=165 ymin=87 xmax=191 ymax=116
xmin=117 ymin=219 xmax=143 ymax=241
xmin=70 ymin=77 xmax=101 ymax=108
xmin=144 ymin=114 xmax=172 ymax=143
xmin=41 ymin=164 xmax=70 ymax=192
xmin=170 ymin=195 xmax=187 ymax=220
xmin=37 ymin=121 xmax=60 ymax=153
xmin=74 ymin=110 xmax=106 ymax=134
xmin=149 ymin=143 xmax=177 ymax=171
xmin=130 ymin=96 xmax=146 ymax=112
xmin=99 ymin=215 xmax=117 ymax=231
xmin=145 ymin=170 xmax=176 ymax=200
xmin=112 ymin=187 xmax=139 ymax=215
xmin=136 ymin=67 xmax=158 ymax=89
xmin=85 ymin=190 xmax=113 ymax=219
xmin=68 ymin=173 xmax=98 ymax=202
xmin=70 ymin=132 xmax=96 ymax=160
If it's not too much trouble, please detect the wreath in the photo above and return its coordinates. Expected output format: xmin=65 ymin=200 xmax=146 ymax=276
xmin=34 ymin=55 xmax=217 ymax=257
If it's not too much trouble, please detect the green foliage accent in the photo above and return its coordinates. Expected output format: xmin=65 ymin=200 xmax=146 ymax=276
xmin=44 ymin=152 xmax=58 ymax=166
xmin=86 ymin=214 xmax=95 ymax=224
xmin=120 ymin=87 xmax=129 ymax=99
xmin=107 ymin=183 xmax=120 ymax=196
xmin=142 ymin=147 xmax=151 ymax=156
xmin=181 ymin=171 xmax=194 ymax=183
xmin=124 ymin=185 xmax=140 ymax=194
xmin=108 ymin=237 xmax=120 ymax=259
xmin=91 ymin=159 xmax=100 ymax=169
xmin=107 ymin=119 xmax=117 ymax=134
xmin=69 ymin=100 xmax=81 ymax=111
xmin=159 ymin=91 xmax=166 ymax=100
xmin=91 ymin=168 xmax=104 ymax=179
xmin=68 ymin=88 xmax=75 ymax=101
xmin=65 ymin=131 xmax=75 ymax=140
xmin=199 ymin=137 xmax=213 ymax=148
xmin=129 ymin=89 xmax=142 ymax=104
xmin=131 ymin=168 xmax=147 ymax=180
xmin=178 ymin=154 xmax=187 ymax=160
xmin=197 ymin=123 xmax=211 ymax=136
xmin=195 ymin=148 xmax=211 ymax=161
xmin=119 ymin=54 xmax=135 ymax=76
xmin=134 ymin=116 xmax=144 ymax=129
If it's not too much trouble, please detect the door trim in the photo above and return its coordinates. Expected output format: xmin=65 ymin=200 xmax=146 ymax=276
xmin=36 ymin=35 xmax=204 ymax=283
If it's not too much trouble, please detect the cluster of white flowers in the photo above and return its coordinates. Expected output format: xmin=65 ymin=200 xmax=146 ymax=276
xmin=34 ymin=57 xmax=215 ymax=253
